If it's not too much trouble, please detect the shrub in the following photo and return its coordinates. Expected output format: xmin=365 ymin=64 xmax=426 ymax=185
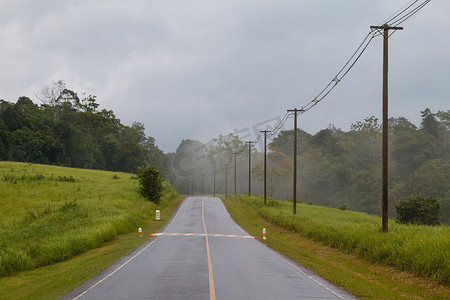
xmin=395 ymin=194 xmax=441 ymax=225
xmin=231 ymin=194 xmax=450 ymax=285
xmin=56 ymin=175 xmax=78 ymax=182
xmin=137 ymin=166 xmax=163 ymax=203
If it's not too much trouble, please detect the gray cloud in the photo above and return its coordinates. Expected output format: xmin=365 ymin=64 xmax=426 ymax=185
xmin=0 ymin=0 xmax=448 ymax=152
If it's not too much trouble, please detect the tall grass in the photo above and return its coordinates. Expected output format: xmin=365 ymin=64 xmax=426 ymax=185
xmin=0 ymin=162 xmax=179 ymax=277
xmin=232 ymin=195 xmax=450 ymax=285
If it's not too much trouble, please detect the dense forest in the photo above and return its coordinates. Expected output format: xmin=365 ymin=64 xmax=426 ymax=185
xmin=1 ymin=82 xmax=448 ymax=224
xmin=168 ymin=110 xmax=450 ymax=224
xmin=0 ymin=81 xmax=167 ymax=174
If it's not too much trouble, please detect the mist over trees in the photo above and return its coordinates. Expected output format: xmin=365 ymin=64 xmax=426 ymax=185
xmin=0 ymin=81 xmax=166 ymax=174
xmin=168 ymin=110 xmax=450 ymax=224
xmin=1 ymin=82 xmax=447 ymax=224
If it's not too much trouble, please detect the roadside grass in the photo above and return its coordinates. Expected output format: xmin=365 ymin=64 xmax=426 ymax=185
xmin=0 ymin=196 xmax=183 ymax=300
xmin=0 ymin=161 xmax=179 ymax=277
xmin=224 ymin=195 xmax=450 ymax=299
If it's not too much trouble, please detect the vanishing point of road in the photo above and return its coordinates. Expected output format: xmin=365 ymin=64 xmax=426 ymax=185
xmin=61 ymin=197 xmax=356 ymax=299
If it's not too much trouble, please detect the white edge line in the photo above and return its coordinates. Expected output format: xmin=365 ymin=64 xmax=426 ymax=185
xmin=257 ymin=242 xmax=346 ymax=300
xmin=72 ymin=236 xmax=160 ymax=300
xmin=218 ymin=197 xmax=347 ymax=299
xmin=219 ymin=199 xmax=248 ymax=235
xmin=280 ymin=255 xmax=346 ymax=299
xmin=72 ymin=199 xmax=186 ymax=300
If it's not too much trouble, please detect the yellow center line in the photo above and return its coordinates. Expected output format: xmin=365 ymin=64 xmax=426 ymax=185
xmin=202 ymin=197 xmax=216 ymax=300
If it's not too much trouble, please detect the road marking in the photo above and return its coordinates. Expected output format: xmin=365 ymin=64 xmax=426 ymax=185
xmin=150 ymin=233 xmax=255 ymax=239
xmin=71 ymin=199 xmax=186 ymax=300
xmin=202 ymin=197 xmax=216 ymax=300
xmin=219 ymin=201 xmax=249 ymax=235
xmin=256 ymin=241 xmax=346 ymax=300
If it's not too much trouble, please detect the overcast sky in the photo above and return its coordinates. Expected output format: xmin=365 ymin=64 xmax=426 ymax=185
xmin=0 ymin=0 xmax=448 ymax=152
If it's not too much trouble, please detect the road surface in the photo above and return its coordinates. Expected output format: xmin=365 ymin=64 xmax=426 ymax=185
xmin=61 ymin=197 xmax=356 ymax=299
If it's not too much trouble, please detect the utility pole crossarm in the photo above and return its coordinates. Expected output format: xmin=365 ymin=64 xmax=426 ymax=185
xmin=370 ymin=25 xmax=403 ymax=31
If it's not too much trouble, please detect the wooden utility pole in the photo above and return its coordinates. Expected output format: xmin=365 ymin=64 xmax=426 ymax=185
xmin=225 ymin=163 xmax=229 ymax=199
xmin=213 ymin=169 xmax=216 ymax=198
xmin=287 ymin=108 xmax=303 ymax=214
xmin=186 ymin=177 xmax=189 ymax=196
xmin=233 ymin=152 xmax=238 ymax=195
xmin=370 ymin=24 xmax=403 ymax=232
xmin=247 ymin=141 xmax=253 ymax=196
xmin=202 ymin=174 xmax=204 ymax=197
xmin=196 ymin=177 xmax=199 ymax=195
xmin=260 ymin=130 xmax=271 ymax=205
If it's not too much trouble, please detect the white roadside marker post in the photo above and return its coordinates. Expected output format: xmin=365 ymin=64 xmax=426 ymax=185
xmin=156 ymin=210 xmax=160 ymax=221
xmin=138 ymin=227 xmax=143 ymax=237
xmin=263 ymin=228 xmax=266 ymax=240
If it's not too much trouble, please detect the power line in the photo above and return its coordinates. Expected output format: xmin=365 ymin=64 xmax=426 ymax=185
xmin=235 ymin=143 xmax=248 ymax=155
xmin=227 ymin=1 xmax=430 ymax=152
xmin=294 ymin=0 xmax=430 ymax=116
xmin=379 ymin=0 xmax=419 ymax=26
xmin=268 ymin=113 xmax=290 ymax=138
xmin=373 ymin=0 xmax=430 ymax=38
xmin=252 ymin=132 xmax=262 ymax=145
xmin=297 ymin=32 xmax=374 ymax=115
xmin=390 ymin=0 xmax=431 ymax=27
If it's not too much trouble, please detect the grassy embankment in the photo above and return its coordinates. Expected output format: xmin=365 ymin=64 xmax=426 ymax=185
xmin=0 ymin=161 xmax=182 ymax=299
xmin=224 ymin=195 xmax=450 ymax=299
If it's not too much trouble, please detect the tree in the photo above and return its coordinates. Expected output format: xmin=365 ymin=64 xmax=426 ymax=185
xmin=209 ymin=133 xmax=245 ymax=168
xmin=137 ymin=166 xmax=163 ymax=203
xmin=351 ymin=116 xmax=382 ymax=133
xmin=102 ymin=134 xmax=119 ymax=170
xmin=410 ymin=159 xmax=450 ymax=224
xmin=0 ymin=83 xmax=166 ymax=175
xmin=0 ymin=119 xmax=12 ymax=160
xmin=143 ymin=136 xmax=168 ymax=177
xmin=79 ymin=94 xmax=99 ymax=112
xmin=11 ymin=127 xmax=48 ymax=163
xmin=35 ymin=80 xmax=66 ymax=105
xmin=253 ymin=145 xmax=292 ymax=197
xmin=172 ymin=139 xmax=212 ymax=177
xmin=435 ymin=110 xmax=450 ymax=147
xmin=395 ymin=194 xmax=441 ymax=225
xmin=0 ymin=105 xmax=28 ymax=132
xmin=410 ymin=159 xmax=450 ymax=198
xmin=421 ymin=108 xmax=440 ymax=139
xmin=271 ymin=129 xmax=311 ymax=156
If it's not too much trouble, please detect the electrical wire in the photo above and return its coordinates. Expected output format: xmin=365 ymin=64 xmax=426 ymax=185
xmin=268 ymin=113 xmax=290 ymax=138
xmin=294 ymin=0 xmax=430 ymax=117
xmin=379 ymin=0 xmax=419 ymax=26
xmin=229 ymin=0 xmax=430 ymax=148
xmin=252 ymin=132 xmax=262 ymax=146
xmin=295 ymin=32 xmax=374 ymax=114
xmin=390 ymin=0 xmax=431 ymax=27
xmin=234 ymin=143 xmax=248 ymax=155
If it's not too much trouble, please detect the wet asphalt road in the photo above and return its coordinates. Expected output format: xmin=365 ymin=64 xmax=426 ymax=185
xmin=61 ymin=197 xmax=356 ymax=300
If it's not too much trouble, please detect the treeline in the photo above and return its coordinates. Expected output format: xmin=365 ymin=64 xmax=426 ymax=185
xmin=271 ymin=110 xmax=449 ymax=223
xmin=2 ymin=82 xmax=448 ymax=224
xmin=168 ymin=109 xmax=449 ymax=224
xmin=0 ymin=81 xmax=166 ymax=174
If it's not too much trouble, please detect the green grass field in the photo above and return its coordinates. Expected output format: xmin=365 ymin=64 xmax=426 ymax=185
xmin=0 ymin=161 xmax=179 ymax=277
xmin=224 ymin=195 xmax=450 ymax=299
xmin=229 ymin=195 xmax=449 ymax=285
